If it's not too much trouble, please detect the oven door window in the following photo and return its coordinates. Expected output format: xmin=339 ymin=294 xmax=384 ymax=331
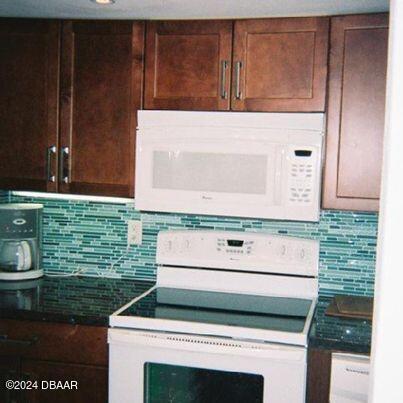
xmin=144 ymin=362 xmax=264 ymax=403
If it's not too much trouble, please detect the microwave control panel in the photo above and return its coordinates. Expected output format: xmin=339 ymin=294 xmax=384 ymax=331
xmin=287 ymin=148 xmax=318 ymax=205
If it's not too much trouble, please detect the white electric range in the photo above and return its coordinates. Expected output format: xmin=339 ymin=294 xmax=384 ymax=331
xmin=109 ymin=230 xmax=319 ymax=403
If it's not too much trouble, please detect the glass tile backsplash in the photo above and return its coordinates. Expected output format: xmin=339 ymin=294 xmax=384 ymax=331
xmin=8 ymin=193 xmax=378 ymax=297
xmin=0 ymin=190 xmax=9 ymax=203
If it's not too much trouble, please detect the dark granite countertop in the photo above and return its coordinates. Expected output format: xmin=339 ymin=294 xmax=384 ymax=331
xmin=309 ymin=297 xmax=372 ymax=354
xmin=0 ymin=278 xmax=372 ymax=354
xmin=0 ymin=276 xmax=155 ymax=327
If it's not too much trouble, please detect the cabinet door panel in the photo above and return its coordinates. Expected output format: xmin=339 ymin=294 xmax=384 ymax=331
xmin=0 ymin=319 xmax=107 ymax=366
xmin=306 ymin=348 xmax=332 ymax=403
xmin=232 ymin=18 xmax=329 ymax=112
xmin=144 ymin=21 xmax=232 ymax=110
xmin=323 ymin=14 xmax=388 ymax=211
xmin=0 ymin=19 xmax=59 ymax=192
xmin=59 ymin=21 xmax=144 ymax=197
xmin=0 ymin=356 xmax=21 ymax=403
xmin=21 ymin=360 xmax=107 ymax=403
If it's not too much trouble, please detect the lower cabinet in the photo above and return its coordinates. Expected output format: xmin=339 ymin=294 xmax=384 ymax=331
xmin=0 ymin=356 xmax=21 ymax=403
xmin=306 ymin=348 xmax=332 ymax=403
xmin=21 ymin=360 xmax=108 ymax=403
xmin=0 ymin=319 xmax=108 ymax=403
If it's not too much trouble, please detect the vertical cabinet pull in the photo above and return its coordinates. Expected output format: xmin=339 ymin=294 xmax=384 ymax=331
xmin=235 ymin=61 xmax=243 ymax=100
xmin=46 ymin=145 xmax=57 ymax=183
xmin=60 ymin=146 xmax=70 ymax=184
xmin=220 ymin=60 xmax=228 ymax=99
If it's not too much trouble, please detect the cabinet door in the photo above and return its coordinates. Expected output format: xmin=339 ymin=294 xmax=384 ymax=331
xmin=0 ymin=356 xmax=21 ymax=403
xmin=306 ymin=348 xmax=331 ymax=403
xmin=232 ymin=17 xmax=329 ymax=112
xmin=59 ymin=21 xmax=144 ymax=197
xmin=323 ymin=14 xmax=388 ymax=211
xmin=0 ymin=19 xmax=60 ymax=192
xmin=144 ymin=20 xmax=233 ymax=111
xmin=21 ymin=360 xmax=108 ymax=403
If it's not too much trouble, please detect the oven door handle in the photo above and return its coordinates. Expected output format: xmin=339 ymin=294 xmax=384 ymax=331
xmin=108 ymin=329 xmax=306 ymax=361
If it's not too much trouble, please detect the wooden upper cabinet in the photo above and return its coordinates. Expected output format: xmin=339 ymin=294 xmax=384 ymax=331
xmin=144 ymin=21 xmax=233 ymax=110
xmin=0 ymin=19 xmax=60 ymax=192
xmin=232 ymin=18 xmax=329 ymax=112
xmin=323 ymin=14 xmax=388 ymax=211
xmin=59 ymin=21 xmax=144 ymax=197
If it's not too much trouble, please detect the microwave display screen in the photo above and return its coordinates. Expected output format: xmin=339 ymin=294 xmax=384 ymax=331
xmin=294 ymin=150 xmax=312 ymax=157
xmin=227 ymin=240 xmax=244 ymax=247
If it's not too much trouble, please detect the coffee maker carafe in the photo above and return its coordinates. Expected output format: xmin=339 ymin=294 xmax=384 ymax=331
xmin=0 ymin=204 xmax=43 ymax=280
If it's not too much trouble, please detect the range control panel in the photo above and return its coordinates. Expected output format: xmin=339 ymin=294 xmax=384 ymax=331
xmin=216 ymin=238 xmax=254 ymax=255
xmin=157 ymin=230 xmax=319 ymax=277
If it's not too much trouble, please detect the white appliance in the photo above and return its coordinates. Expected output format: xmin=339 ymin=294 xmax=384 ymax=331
xmin=109 ymin=230 xmax=320 ymax=403
xmin=135 ymin=111 xmax=325 ymax=222
xmin=330 ymin=353 xmax=370 ymax=403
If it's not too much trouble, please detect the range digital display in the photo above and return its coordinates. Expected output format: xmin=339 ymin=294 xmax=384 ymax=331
xmin=227 ymin=239 xmax=244 ymax=247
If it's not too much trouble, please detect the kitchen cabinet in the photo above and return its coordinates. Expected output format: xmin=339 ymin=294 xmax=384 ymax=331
xmin=144 ymin=20 xmax=233 ymax=111
xmin=306 ymin=348 xmax=332 ymax=403
xmin=232 ymin=17 xmax=329 ymax=112
xmin=0 ymin=19 xmax=144 ymax=198
xmin=144 ymin=18 xmax=329 ymax=112
xmin=0 ymin=356 xmax=20 ymax=403
xmin=59 ymin=21 xmax=144 ymax=197
xmin=0 ymin=319 xmax=108 ymax=403
xmin=0 ymin=19 xmax=60 ymax=192
xmin=21 ymin=360 xmax=108 ymax=403
xmin=322 ymin=14 xmax=389 ymax=211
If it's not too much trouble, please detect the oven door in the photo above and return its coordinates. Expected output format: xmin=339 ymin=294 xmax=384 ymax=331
xmin=135 ymin=126 xmax=286 ymax=219
xmin=108 ymin=328 xmax=307 ymax=403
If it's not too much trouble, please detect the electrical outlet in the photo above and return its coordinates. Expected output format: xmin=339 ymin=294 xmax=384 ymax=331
xmin=127 ymin=220 xmax=142 ymax=245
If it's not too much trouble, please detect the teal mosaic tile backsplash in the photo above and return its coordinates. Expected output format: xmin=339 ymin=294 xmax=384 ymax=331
xmin=8 ymin=193 xmax=378 ymax=297
xmin=0 ymin=190 xmax=9 ymax=203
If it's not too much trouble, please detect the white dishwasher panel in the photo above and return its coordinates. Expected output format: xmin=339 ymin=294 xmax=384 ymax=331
xmin=329 ymin=353 xmax=370 ymax=403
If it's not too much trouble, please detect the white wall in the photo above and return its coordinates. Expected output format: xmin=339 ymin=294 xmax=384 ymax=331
xmin=370 ymin=1 xmax=403 ymax=401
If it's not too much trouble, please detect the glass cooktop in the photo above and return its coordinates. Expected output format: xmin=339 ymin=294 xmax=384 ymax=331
xmin=119 ymin=287 xmax=313 ymax=333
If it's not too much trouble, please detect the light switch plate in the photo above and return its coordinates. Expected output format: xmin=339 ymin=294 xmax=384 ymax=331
xmin=127 ymin=220 xmax=142 ymax=245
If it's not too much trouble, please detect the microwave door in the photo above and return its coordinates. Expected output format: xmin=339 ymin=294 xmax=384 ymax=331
xmin=135 ymin=128 xmax=280 ymax=217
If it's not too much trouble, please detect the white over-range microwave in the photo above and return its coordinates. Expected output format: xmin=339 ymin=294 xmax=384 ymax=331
xmin=135 ymin=111 xmax=325 ymax=222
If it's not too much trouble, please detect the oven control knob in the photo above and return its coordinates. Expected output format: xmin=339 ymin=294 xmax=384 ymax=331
xmin=179 ymin=239 xmax=191 ymax=253
xmin=293 ymin=247 xmax=311 ymax=264
xmin=280 ymin=244 xmax=287 ymax=256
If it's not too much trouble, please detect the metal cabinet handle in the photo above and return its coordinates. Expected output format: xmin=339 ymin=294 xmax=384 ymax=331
xmin=60 ymin=146 xmax=70 ymax=184
xmin=46 ymin=145 xmax=57 ymax=183
xmin=0 ymin=334 xmax=38 ymax=347
xmin=220 ymin=60 xmax=228 ymax=99
xmin=235 ymin=61 xmax=242 ymax=100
